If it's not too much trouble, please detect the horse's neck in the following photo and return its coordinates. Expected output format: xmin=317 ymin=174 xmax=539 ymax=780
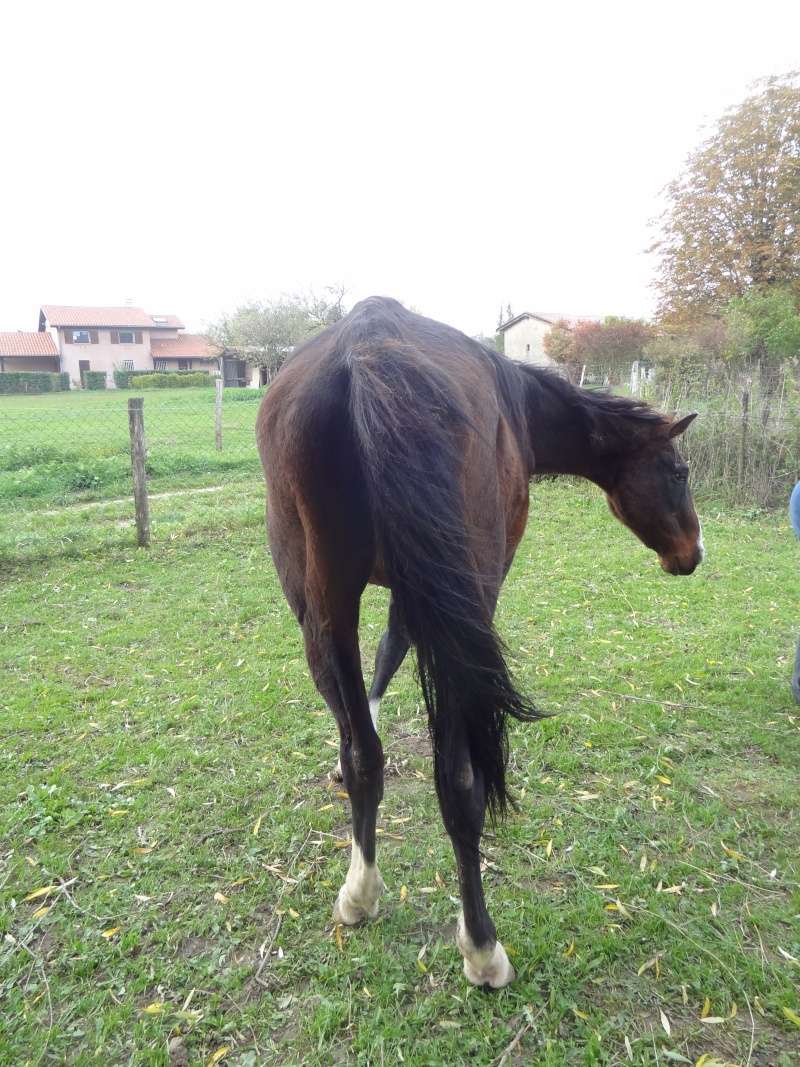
xmin=523 ymin=373 xmax=610 ymax=487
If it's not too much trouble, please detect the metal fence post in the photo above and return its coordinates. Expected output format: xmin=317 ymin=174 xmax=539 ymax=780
xmin=215 ymin=377 xmax=223 ymax=451
xmin=128 ymin=397 xmax=150 ymax=547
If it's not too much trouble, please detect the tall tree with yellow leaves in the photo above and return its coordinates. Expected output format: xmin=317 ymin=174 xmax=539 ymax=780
xmin=651 ymin=72 xmax=800 ymax=322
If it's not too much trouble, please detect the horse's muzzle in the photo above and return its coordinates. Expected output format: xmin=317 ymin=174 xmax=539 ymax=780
xmin=659 ymin=548 xmax=702 ymax=576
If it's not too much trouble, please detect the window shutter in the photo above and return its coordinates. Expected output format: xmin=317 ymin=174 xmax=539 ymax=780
xmin=134 ymin=330 xmax=142 ymax=344
xmin=110 ymin=330 xmax=118 ymax=344
xmin=64 ymin=330 xmax=72 ymax=344
xmin=90 ymin=330 xmax=99 ymax=344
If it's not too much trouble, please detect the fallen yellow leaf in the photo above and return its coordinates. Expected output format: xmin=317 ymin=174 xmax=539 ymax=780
xmin=101 ymin=927 xmax=121 ymax=939
xmin=23 ymin=885 xmax=57 ymax=902
xmin=782 ymin=1006 xmax=800 ymax=1029
xmin=637 ymin=956 xmax=660 ymax=977
xmin=207 ymin=1047 xmax=230 ymax=1066
xmin=721 ymin=841 xmax=745 ymax=862
xmin=213 ymin=892 xmax=229 ymax=904
xmin=141 ymin=1002 xmax=164 ymax=1014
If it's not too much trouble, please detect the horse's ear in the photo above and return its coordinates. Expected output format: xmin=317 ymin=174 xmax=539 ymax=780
xmin=668 ymin=412 xmax=698 ymax=439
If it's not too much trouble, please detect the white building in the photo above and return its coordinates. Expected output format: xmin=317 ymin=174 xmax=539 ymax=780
xmin=498 ymin=311 xmax=596 ymax=366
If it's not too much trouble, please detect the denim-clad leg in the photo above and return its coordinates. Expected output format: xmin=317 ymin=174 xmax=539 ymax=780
xmin=791 ymin=483 xmax=800 ymax=701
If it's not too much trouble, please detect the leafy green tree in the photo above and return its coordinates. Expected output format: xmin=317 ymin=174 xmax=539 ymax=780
xmin=723 ymin=287 xmax=800 ymax=367
xmin=210 ymin=286 xmax=346 ymax=377
xmin=651 ymin=72 xmax=800 ymax=321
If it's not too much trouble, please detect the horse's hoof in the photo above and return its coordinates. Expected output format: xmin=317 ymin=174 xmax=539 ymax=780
xmin=456 ymin=916 xmax=515 ymax=988
xmin=332 ymin=884 xmax=381 ymax=925
xmin=462 ymin=940 xmax=515 ymax=989
xmin=330 ymin=760 xmax=344 ymax=783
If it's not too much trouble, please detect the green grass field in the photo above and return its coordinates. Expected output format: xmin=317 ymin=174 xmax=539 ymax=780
xmin=0 ymin=387 xmax=263 ymax=509
xmin=2 ymin=479 xmax=799 ymax=1065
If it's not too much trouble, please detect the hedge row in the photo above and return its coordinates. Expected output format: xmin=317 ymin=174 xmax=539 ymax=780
xmin=0 ymin=372 xmax=71 ymax=394
xmin=114 ymin=371 xmax=213 ymax=388
xmin=84 ymin=371 xmax=107 ymax=390
xmin=130 ymin=372 xmax=213 ymax=389
xmin=113 ymin=368 xmax=160 ymax=388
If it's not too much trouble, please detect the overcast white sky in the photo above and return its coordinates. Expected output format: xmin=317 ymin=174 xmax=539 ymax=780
xmin=1 ymin=1 xmax=798 ymax=336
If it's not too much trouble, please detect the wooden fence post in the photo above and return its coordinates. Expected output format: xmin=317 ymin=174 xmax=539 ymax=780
xmin=128 ymin=397 xmax=150 ymax=548
xmin=215 ymin=377 xmax=223 ymax=451
xmin=739 ymin=380 xmax=750 ymax=490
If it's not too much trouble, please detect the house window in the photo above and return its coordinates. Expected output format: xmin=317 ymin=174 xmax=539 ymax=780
xmin=110 ymin=329 xmax=142 ymax=344
xmin=177 ymin=359 xmax=192 ymax=371
xmin=154 ymin=359 xmax=167 ymax=371
xmin=121 ymin=360 xmax=135 ymax=371
xmin=72 ymin=329 xmax=91 ymax=344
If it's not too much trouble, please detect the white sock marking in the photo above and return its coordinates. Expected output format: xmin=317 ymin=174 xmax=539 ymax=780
xmin=333 ymin=841 xmax=384 ymax=924
xmin=369 ymin=698 xmax=380 ymax=731
xmin=455 ymin=911 xmax=515 ymax=988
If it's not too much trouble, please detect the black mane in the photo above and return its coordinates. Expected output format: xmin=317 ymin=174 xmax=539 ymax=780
xmin=517 ymin=362 xmax=671 ymax=456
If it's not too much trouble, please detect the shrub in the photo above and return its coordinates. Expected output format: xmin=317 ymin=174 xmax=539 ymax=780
xmin=84 ymin=371 xmax=107 ymax=390
xmin=116 ymin=369 xmax=213 ymax=388
xmin=131 ymin=372 xmax=213 ymax=389
xmin=0 ymin=372 xmax=71 ymax=394
xmin=114 ymin=368 xmax=152 ymax=388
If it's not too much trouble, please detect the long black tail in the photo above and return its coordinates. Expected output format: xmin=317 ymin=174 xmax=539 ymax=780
xmin=346 ymin=339 xmax=541 ymax=819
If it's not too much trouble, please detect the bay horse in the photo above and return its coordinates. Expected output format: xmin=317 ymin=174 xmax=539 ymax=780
xmin=256 ymin=296 xmax=702 ymax=988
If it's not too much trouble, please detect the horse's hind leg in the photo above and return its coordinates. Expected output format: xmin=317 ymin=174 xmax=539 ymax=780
xmin=438 ymin=731 xmax=515 ymax=988
xmin=304 ymin=607 xmax=385 ymax=923
xmin=300 ymin=530 xmax=385 ymax=923
xmin=333 ymin=596 xmax=409 ymax=779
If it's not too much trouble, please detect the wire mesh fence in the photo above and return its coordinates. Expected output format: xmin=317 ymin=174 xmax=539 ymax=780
xmin=0 ymin=385 xmax=263 ymax=512
xmin=561 ymin=358 xmax=800 ymax=508
xmin=1 ymin=360 xmax=798 ymax=562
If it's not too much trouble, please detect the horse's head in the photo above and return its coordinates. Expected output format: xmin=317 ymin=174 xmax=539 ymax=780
xmin=605 ymin=412 xmax=703 ymax=576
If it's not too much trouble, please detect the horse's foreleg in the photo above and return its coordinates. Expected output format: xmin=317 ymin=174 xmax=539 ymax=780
xmin=792 ymin=637 xmax=800 ymax=704
xmin=438 ymin=740 xmax=515 ymax=989
xmin=367 ymin=595 xmax=410 ymax=727
xmin=303 ymin=615 xmax=385 ymax=924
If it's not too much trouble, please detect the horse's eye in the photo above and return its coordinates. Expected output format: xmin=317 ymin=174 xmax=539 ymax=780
xmin=673 ymin=470 xmax=688 ymax=482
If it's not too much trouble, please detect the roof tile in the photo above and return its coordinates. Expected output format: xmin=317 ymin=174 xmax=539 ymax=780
xmin=41 ymin=305 xmax=184 ymax=329
xmin=0 ymin=331 xmax=60 ymax=357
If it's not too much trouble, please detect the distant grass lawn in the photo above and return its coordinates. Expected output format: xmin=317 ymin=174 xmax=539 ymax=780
xmin=0 ymin=387 xmax=263 ymax=508
xmin=1 ymin=480 xmax=799 ymax=1065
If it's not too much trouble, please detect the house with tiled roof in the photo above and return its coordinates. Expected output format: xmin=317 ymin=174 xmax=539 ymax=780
xmin=498 ymin=310 xmax=598 ymax=366
xmin=36 ymin=305 xmax=223 ymax=388
xmin=0 ymin=331 xmax=61 ymax=374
